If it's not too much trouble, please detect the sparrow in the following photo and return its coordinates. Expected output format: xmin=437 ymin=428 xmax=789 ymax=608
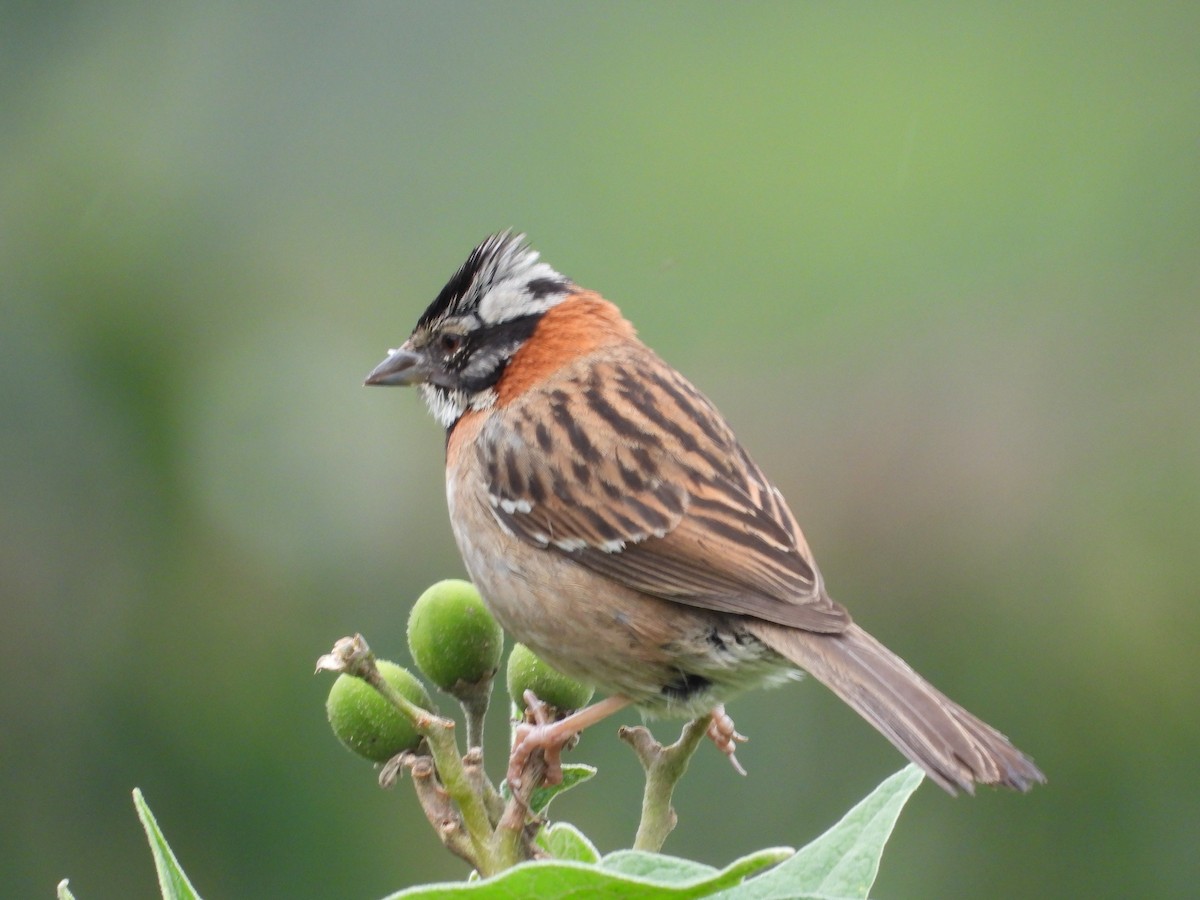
xmin=366 ymin=232 xmax=1045 ymax=795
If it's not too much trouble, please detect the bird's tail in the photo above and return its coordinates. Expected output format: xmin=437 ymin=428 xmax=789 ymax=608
xmin=746 ymin=621 xmax=1045 ymax=794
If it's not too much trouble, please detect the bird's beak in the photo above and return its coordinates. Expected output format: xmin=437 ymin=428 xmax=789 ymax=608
xmin=364 ymin=342 xmax=428 ymax=387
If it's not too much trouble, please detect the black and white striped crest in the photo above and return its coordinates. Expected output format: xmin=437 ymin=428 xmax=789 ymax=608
xmin=416 ymin=232 xmax=573 ymax=331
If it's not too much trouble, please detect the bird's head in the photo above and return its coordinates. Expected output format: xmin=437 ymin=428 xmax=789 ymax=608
xmin=365 ymin=232 xmax=573 ymax=428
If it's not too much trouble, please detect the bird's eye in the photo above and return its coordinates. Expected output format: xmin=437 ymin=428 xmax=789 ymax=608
xmin=439 ymin=333 xmax=464 ymax=355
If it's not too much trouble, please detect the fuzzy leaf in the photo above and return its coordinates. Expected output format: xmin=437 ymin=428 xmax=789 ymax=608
xmin=598 ymin=850 xmax=716 ymax=882
xmin=529 ymin=763 xmax=597 ymax=814
xmin=133 ymin=789 xmax=204 ymax=900
xmin=500 ymin=763 xmax=597 ymax=815
xmin=711 ymin=764 xmax=924 ymax=900
xmin=381 ymin=846 xmax=790 ymax=899
xmin=600 ymin=848 xmax=788 ymax=885
xmin=536 ymin=822 xmax=601 ymax=863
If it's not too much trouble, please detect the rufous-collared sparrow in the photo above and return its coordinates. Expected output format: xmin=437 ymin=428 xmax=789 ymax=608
xmin=366 ymin=232 xmax=1044 ymax=795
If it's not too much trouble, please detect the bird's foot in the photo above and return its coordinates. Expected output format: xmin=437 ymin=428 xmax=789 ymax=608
xmin=506 ymin=692 xmax=632 ymax=792
xmin=707 ymin=704 xmax=748 ymax=775
xmin=507 ymin=691 xmax=569 ymax=790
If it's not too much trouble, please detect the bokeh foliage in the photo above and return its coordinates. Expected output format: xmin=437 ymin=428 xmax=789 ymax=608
xmin=3 ymin=3 xmax=1198 ymax=898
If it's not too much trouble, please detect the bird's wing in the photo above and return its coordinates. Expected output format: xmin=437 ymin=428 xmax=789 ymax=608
xmin=477 ymin=347 xmax=850 ymax=633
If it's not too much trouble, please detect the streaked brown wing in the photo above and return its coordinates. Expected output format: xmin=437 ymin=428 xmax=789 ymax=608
xmin=479 ymin=346 xmax=850 ymax=633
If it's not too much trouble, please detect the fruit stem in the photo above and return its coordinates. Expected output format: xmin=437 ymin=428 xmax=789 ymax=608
xmin=453 ymin=676 xmax=493 ymax=751
xmin=319 ymin=635 xmax=503 ymax=874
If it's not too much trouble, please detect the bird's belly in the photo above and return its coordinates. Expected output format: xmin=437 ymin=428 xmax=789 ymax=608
xmin=447 ymin=470 xmax=793 ymax=716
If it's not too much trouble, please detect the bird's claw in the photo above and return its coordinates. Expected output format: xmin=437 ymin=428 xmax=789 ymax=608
xmin=506 ymin=691 xmax=568 ymax=791
xmin=707 ymin=705 xmax=749 ymax=775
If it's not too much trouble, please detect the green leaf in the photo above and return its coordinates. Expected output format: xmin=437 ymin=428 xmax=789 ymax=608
xmin=56 ymin=879 xmax=76 ymax=900
xmin=712 ymin=764 xmax=925 ymax=900
xmin=529 ymin=762 xmax=597 ymax=814
xmin=600 ymin=848 xmax=788 ymax=885
xmin=500 ymin=763 xmax=597 ymax=815
xmin=132 ymin=788 xmax=204 ymax=900
xmin=536 ymin=822 xmax=601 ymax=863
xmin=380 ymin=846 xmax=791 ymax=899
xmin=379 ymin=768 xmax=918 ymax=899
xmin=597 ymin=850 xmax=715 ymax=882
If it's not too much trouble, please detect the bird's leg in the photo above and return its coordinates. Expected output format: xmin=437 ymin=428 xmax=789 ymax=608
xmin=706 ymin=704 xmax=749 ymax=775
xmin=507 ymin=693 xmax=631 ymax=790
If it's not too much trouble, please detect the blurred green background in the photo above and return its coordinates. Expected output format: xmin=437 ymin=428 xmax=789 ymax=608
xmin=4 ymin=3 xmax=1198 ymax=897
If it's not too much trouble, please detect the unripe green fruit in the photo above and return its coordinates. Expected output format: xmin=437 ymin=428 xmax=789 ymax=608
xmin=507 ymin=643 xmax=595 ymax=713
xmin=407 ymin=579 xmax=504 ymax=692
xmin=326 ymin=661 xmax=433 ymax=762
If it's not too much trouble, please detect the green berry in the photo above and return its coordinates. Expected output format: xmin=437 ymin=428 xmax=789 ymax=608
xmin=326 ymin=660 xmax=433 ymax=762
xmin=506 ymin=643 xmax=594 ymax=713
xmin=407 ymin=579 xmax=504 ymax=692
